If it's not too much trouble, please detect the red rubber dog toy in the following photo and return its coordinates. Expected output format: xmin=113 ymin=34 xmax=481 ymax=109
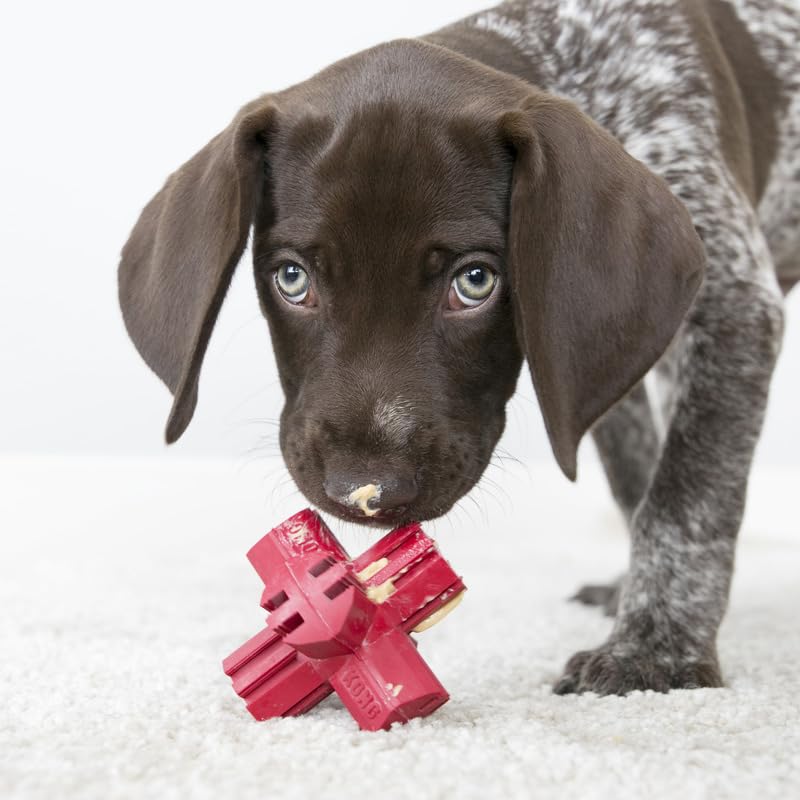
xmin=223 ymin=510 xmax=465 ymax=730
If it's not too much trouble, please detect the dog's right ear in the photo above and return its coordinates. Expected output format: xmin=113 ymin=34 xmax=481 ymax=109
xmin=118 ymin=97 xmax=276 ymax=444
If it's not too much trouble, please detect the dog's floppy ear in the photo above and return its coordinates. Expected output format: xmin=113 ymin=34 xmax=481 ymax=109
xmin=502 ymin=95 xmax=705 ymax=480
xmin=118 ymin=97 xmax=276 ymax=443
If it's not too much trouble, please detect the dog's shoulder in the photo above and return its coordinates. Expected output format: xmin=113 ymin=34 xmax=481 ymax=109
xmin=437 ymin=4 xmax=793 ymax=160
xmin=430 ymin=1 xmax=799 ymax=258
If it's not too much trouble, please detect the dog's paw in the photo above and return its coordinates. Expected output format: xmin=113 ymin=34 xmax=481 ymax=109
xmin=553 ymin=643 xmax=723 ymax=696
xmin=570 ymin=576 xmax=624 ymax=616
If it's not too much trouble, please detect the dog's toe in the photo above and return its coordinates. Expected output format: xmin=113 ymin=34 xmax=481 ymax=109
xmin=553 ymin=649 xmax=592 ymax=695
xmin=671 ymin=660 xmax=724 ymax=690
xmin=570 ymin=576 xmax=625 ymax=616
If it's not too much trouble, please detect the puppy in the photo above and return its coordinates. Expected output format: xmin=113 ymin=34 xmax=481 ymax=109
xmin=118 ymin=0 xmax=800 ymax=695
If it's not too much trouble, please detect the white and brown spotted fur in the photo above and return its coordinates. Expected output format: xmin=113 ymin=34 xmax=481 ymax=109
xmin=119 ymin=0 xmax=800 ymax=695
xmin=429 ymin=0 xmax=799 ymax=693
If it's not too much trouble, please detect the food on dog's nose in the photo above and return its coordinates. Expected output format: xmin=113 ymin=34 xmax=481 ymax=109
xmin=348 ymin=483 xmax=380 ymax=516
xmin=223 ymin=509 xmax=466 ymax=731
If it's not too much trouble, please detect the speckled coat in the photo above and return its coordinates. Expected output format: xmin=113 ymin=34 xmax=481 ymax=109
xmin=425 ymin=0 xmax=799 ymax=693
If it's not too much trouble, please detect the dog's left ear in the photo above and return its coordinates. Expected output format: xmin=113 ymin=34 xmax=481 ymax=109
xmin=502 ymin=94 xmax=705 ymax=480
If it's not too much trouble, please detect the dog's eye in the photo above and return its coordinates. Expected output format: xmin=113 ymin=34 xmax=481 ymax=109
xmin=275 ymin=262 xmax=311 ymax=304
xmin=449 ymin=264 xmax=497 ymax=310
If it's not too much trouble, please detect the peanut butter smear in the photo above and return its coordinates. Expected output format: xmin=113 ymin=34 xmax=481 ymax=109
xmin=412 ymin=591 xmax=465 ymax=632
xmin=354 ymin=557 xmax=389 ymax=583
xmin=348 ymin=483 xmax=380 ymax=517
xmin=365 ymin=578 xmax=397 ymax=604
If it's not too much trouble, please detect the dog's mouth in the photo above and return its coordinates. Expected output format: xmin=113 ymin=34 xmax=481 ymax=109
xmin=319 ymin=497 xmax=412 ymax=528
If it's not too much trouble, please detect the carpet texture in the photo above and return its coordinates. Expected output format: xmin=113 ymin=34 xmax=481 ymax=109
xmin=1 ymin=454 xmax=798 ymax=799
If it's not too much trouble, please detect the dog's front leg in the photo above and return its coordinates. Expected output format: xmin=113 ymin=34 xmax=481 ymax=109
xmin=555 ymin=207 xmax=785 ymax=695
xmin=572 ymin=382 xmax=661 ymax=616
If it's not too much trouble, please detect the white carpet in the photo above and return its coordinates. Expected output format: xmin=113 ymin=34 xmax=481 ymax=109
xmin=1 ymin=454 xmax=798 ymax=800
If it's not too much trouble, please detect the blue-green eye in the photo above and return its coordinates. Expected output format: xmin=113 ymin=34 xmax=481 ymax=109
xmin=452 ymin=264 xmax=497 ymax=308
xmin=275 ymin=262 xmax=310 ymax=303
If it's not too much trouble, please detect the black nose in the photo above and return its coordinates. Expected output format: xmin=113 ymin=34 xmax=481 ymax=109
xmin=323 ymin=472 xmax=419 ymax=517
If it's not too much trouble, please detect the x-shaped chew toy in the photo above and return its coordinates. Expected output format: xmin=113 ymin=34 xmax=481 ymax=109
xmin=223 ymin=510 xmax=465 ymax=730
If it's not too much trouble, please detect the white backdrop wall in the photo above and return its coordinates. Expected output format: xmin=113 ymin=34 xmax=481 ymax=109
xmin=1 ymin=0 xmax=798 ymax=470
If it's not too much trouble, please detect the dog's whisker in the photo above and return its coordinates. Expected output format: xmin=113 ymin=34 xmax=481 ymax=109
xmin=269 ymin=472 xmax=301 ymax=508
xmin=240 ymin=444 xmax=283 ymax=464
xmin=223 ymin=374 xmax=284 ymax=413
xmin=492 ymin=446 xmax=523 ymax=467
xmin=219 ymin=312 xmax=267 ymax=349
xmin=452 ymin=496 xmax=479 ymax=532
xmin=469 ymin=486 xmax=493 ymax=527
xmin=491 ymin=446 xmax=532 ymax=482
xmin=237 ymin=444 xmax=284 ymax=472
xmin=474 ymin=481 xmax=510 ymax=520
xmin=240 ymin=434 xmax=281 ymax=453
xmin=237 ymin=417 xmax=282 ymax=428
xmin=475 ymin=471 xmax=513 ymax=510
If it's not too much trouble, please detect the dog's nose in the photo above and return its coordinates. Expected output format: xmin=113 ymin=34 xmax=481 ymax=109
xmin=323 ymin=472 xmax=418 ymax=518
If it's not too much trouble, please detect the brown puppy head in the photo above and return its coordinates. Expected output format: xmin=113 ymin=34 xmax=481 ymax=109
xmin=119 ymin=39 xmax=705 ymax=526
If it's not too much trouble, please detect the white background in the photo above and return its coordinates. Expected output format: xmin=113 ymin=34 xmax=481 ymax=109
xmin=1 ymin=0 xmax=798 ymax=472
